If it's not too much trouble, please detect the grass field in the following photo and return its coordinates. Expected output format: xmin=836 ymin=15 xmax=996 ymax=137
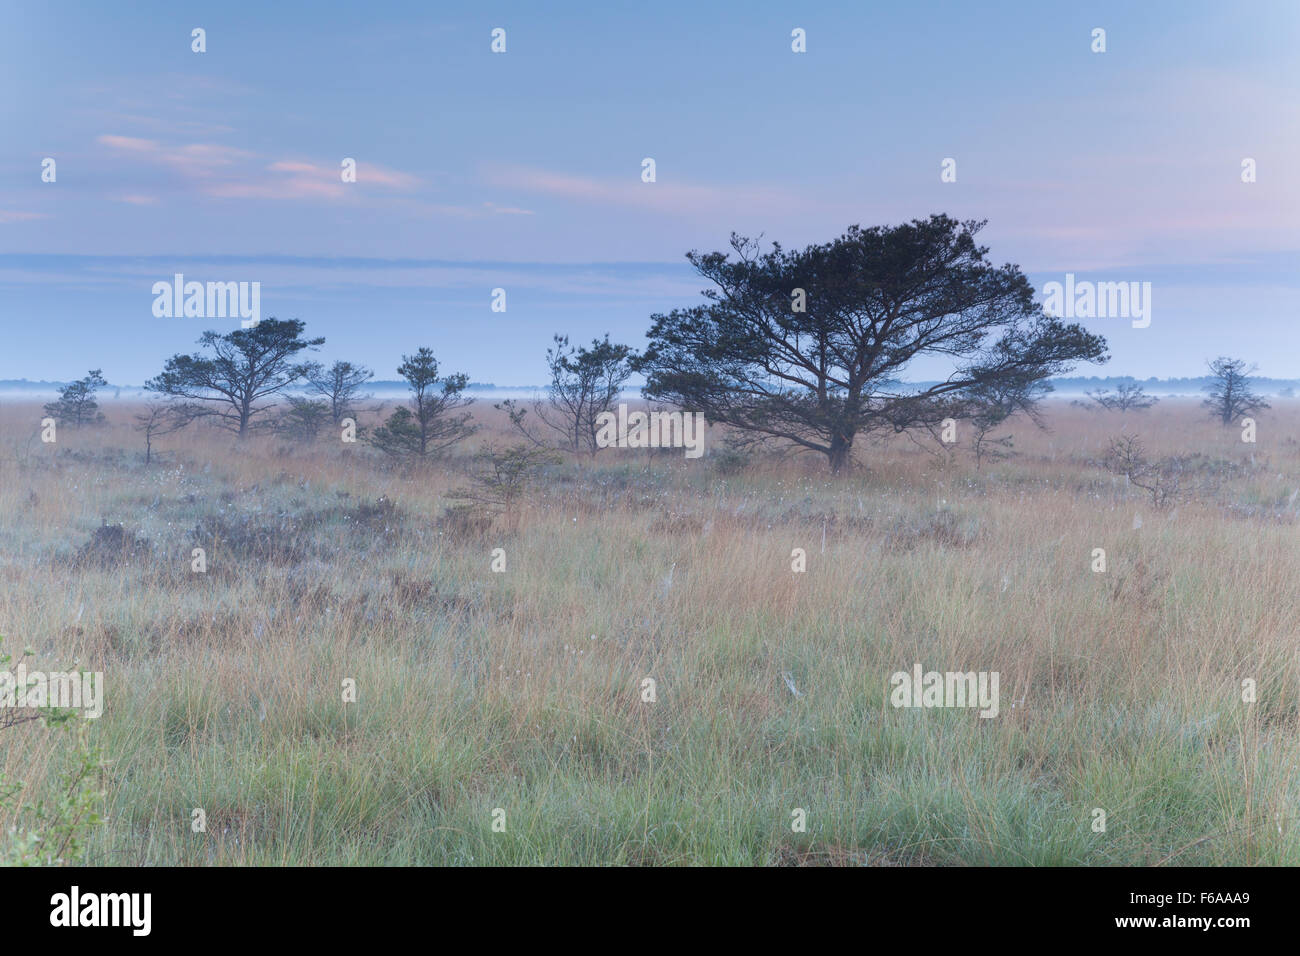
xmin=1 ymin=398 xmax=1297 ymax=865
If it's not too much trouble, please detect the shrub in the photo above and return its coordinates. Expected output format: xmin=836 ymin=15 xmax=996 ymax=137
xmin=0 ymin=639 xmax=107 ymax=866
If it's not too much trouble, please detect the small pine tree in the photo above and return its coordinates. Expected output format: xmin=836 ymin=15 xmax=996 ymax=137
xmin=44 ymin=370 xmax=108 ymax=427
xmin=369 ymin=348 xmax=476 ymax=459
xmin=275 ymin=396 xmax=332 ymax=443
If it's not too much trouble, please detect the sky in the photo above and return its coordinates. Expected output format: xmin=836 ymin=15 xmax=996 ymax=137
xmin=0 ymin=0 xmax=1296 ymax=386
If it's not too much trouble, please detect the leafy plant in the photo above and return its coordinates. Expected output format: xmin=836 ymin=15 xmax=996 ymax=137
xmin=446 ymin=444 xmax=559 ymax=524
xmin=0 ymin=638 xmax=107 ymax=866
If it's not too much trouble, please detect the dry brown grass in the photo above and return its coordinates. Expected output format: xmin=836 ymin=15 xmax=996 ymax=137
xmin=0 ymin=396 xmax=1298 ymax=865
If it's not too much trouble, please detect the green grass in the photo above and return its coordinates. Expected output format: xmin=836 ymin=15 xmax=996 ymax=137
xmin=2 ymin=399 xmax=1299 ymax=865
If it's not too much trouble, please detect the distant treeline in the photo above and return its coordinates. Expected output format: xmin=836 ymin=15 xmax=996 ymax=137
xmin=0 ymin=378 xmax=542 ymax=394
xmin=1046 ymin=375 xmax=1297 ymax=395
xmin=5 ymin=376 xmax=1297 ymax=396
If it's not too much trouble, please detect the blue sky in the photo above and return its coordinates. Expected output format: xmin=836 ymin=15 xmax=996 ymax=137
xmin=1 ymin=0 xmax=1296 ymax=385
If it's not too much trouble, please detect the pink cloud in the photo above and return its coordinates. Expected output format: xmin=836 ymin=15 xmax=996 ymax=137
xmin=207 ymin=178 xmax=347 ymax=201
xmin=96 ymin=133 xmax=158 ymax=152
xmin=227 ymin=158 xmax=419 ymax=200
xmin=97 ymin=134 xmax=159 ymax=152
xmin=166 ymin=143 xmax=250 ymax=166
xmin=356 ymin=164 xmax=421 ymax=189
xmin=98 ymin=134 xmax=252 ymax=179
xmin=96 ymin=134 xmax=419 ymax=202
xmin=266 ymin=159 xmax=420 ymax=189
xmin=267 ymin=161 xmax=320 ymax=174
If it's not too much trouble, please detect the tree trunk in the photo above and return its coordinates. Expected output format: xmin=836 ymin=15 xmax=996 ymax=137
xmin=828 ymin=432 xmax=854 ymax=473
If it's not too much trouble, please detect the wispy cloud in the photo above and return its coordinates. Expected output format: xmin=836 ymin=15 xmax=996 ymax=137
xmin=95 ymin=136 xmax=420 ymax=202
xmin=97 ymin=135 xmax=254 ymax=180
xmin=97 ymin=134 xmax=157 ymax=153
xmin=483 ymin=201 xmax=535 ymax=216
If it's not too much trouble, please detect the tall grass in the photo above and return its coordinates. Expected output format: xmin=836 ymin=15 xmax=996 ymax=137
xmin=1 ymin=399 xmax=1297 ymax=865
